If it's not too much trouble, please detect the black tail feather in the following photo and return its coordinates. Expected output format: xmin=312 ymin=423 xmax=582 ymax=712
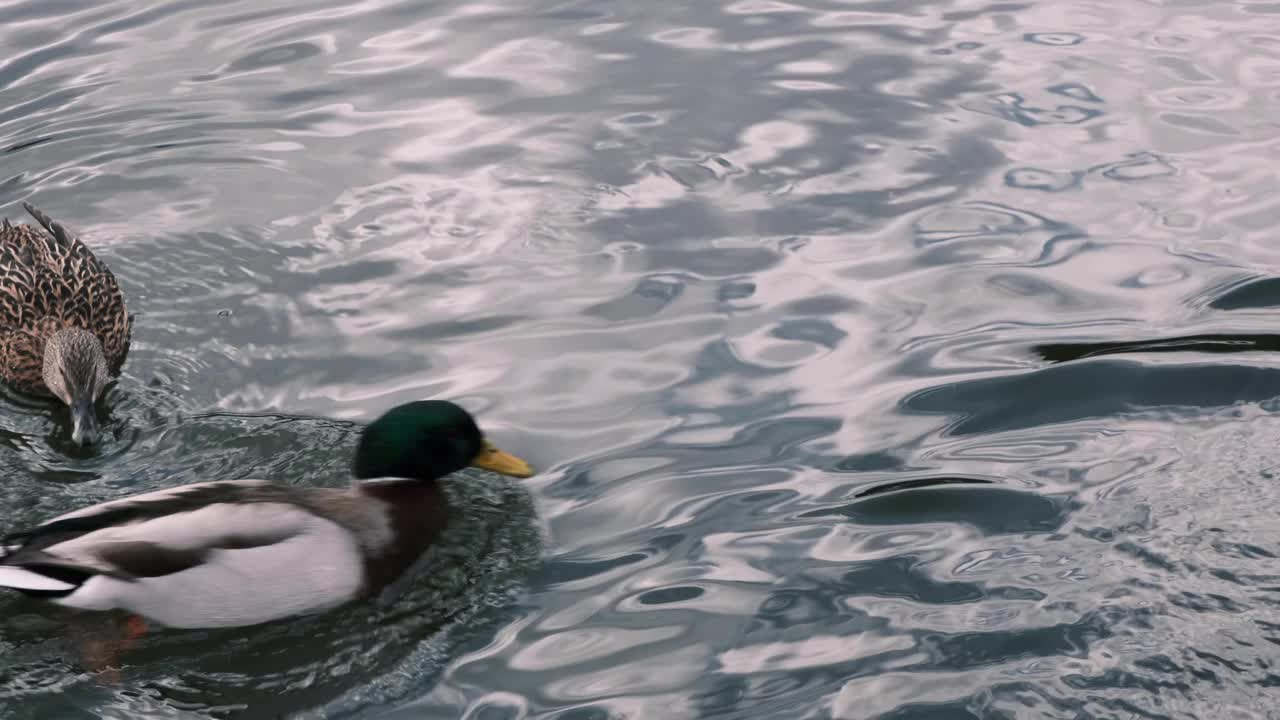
xmin=1 ymin=560 xmax=91 ymax=598
xmin=22 ymin=202 xmax=76 ymax=247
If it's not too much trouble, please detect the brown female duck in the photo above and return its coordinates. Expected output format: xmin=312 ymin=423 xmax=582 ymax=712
xmin=0 ymin=203 xmax=131 ymax=444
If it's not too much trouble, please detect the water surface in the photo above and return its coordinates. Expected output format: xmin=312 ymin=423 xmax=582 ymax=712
xmin=1 ymin=0 xmax=1279 ymax=717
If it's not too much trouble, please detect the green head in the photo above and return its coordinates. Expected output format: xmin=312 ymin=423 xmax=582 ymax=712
xmin=352 ymin=400 xmax=533 ymax=481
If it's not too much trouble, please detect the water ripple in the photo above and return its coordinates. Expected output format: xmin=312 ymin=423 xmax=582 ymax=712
xmin=2 ymin=0 xmax=1280 ymax=716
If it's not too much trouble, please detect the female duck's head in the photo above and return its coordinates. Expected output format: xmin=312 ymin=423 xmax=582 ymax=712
xmin=352 ymin=400 xmax=533 ymax=481
xmin=41 ymin=328 xmax=110 ymax=446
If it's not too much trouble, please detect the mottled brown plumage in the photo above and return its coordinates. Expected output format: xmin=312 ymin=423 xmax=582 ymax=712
xmin=0 ymin=203 xmax=130 ymax=442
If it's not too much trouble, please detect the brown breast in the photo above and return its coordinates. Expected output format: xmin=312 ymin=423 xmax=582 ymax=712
xmin=356 ymin=480 xmax=450 ymax=596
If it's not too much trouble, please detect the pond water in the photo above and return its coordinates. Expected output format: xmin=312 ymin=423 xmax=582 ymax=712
xmin=1 ymin=0 xmax=1279 ymax=717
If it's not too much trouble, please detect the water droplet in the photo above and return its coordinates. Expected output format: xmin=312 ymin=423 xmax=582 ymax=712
xmin=1024 ymin=32 xmax=1085 ymax=46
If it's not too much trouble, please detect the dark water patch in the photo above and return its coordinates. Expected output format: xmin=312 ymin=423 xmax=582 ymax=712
xmin=873 ymin=703 xmax=1001 ymax=720
xmin=769 ymin=317 xmax=847 ymax=349
xmin=1034 ymin=334 xmax=1280 ymax=363
xmin=226 ymin=41 xmax=326 ymax=73
xmin=830 ymin=451 xmax=904 ymax=474
xmin=634 ymin=586 xmax=703 ymax=605
xmin=542 ymin=551 xmax=654 ymax=587
xmin=907 ymin=360 xmax=1280 ymax=435
xmin=3 ymin=137 xmax=55 ymax=155
xmin=1208 ymin=276 xmax=1280 ymax=310
xmin=802 ymin=484 xmax=1072 ymax=536
xmin=387 ymin=314 xmax=527 ymax=341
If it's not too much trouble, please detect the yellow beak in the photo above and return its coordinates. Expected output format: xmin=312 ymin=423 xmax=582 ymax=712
xmin=470 ymin=439 xmax=534 ymax=478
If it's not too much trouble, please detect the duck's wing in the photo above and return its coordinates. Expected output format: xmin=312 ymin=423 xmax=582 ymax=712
xmin=0 ymin=221 xmax=45 ymax=330
xmin=18 ymin=203 xmax=131 ymax=371
xmin=0 ymin=480 xmax=310 ymax=597
xmin=0 ymin=480 xmax=370 ymax=627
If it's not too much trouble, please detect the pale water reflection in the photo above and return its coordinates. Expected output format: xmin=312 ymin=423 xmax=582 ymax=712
xmin=1 ymin=0 xmax=1279 ymax=717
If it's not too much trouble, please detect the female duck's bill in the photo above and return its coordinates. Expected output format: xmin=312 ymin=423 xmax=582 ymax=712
xmin=69 ymin=395 xmax=98 ymax=446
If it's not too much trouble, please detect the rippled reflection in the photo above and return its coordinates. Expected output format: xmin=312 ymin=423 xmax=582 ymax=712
xmin=3 ymin=0 xmax=1280 ymax=716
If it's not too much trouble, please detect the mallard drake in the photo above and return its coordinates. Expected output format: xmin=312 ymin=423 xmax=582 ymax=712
xmin=0 ymin=400 xmax=533 ymax=630
xmin=0 ymin=202 xmax=131 ymax=445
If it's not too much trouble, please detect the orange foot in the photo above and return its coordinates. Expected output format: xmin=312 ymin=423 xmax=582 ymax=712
xmin=120 ymin=615 xmax=148 ymax=651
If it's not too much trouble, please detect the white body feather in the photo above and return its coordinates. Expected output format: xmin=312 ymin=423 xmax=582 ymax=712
xmin=1 ymin=480 xmax=370 ymax=629
xmin=0 ymin=565 xmax=76 ymax=592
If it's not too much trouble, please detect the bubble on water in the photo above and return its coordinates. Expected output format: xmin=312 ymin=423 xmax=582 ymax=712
xmin=1024 ymin=32 xmax=1085 ymax=46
